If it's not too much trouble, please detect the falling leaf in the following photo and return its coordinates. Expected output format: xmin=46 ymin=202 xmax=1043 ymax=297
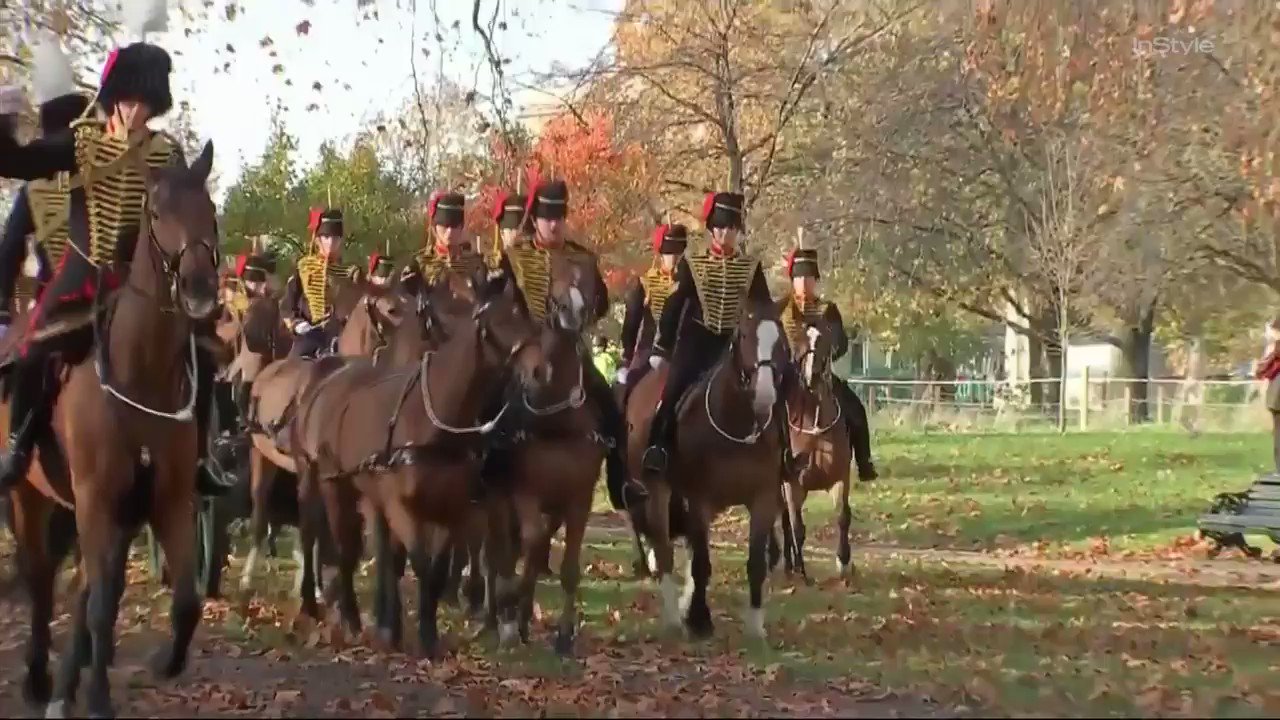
xmin=296 ymin=19 xmax=312 ymax=36
xmin=312 ymin=81 xmax=323 ymax=92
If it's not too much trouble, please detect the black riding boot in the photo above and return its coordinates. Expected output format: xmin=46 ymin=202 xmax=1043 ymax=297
xmin=582 ymin=357 xmax=640 ymax=509
xmin=641 ymin=404 xmax=676 ymax=477
xmin=0 ymin=357 xmax=49 ymax=492
xmin=194 ymin=347 xmax=235 ymax=497
xmin=834 ymin=381 xmax=876 ymax=481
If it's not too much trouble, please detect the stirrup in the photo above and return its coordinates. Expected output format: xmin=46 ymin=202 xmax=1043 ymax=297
xmin=640 ymin=446 xmax=668 ymax=476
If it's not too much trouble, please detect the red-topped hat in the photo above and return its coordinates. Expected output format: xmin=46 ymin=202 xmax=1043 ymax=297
xmin=368 ymin=253 xmax=381 ymax=276
xmin=651 ymin=223 xmax=688 ymax=254
xmin=700 ymin=193 xmax=717 ymax=224
xmin=234 ymin=253 xmax=248 ymax=278
xmin=492 ymin=191 xmax=509 ymax=223
xmin=307 ymin=207 xmax=324 ymax=235
xmin=651 ymin=224 xmax=671 ymax=254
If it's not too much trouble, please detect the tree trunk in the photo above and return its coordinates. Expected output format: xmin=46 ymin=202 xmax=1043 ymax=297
xmin=1115 ymin=304 xmax=1156 ymax=424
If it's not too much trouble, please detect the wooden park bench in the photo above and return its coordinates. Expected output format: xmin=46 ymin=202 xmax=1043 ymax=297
xmin=1197 ymin=474 xmax=1280 ymax=561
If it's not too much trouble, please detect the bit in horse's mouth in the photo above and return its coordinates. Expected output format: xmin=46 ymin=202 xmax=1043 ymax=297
xmin=182 ymin=295 xmax=219 ymax=320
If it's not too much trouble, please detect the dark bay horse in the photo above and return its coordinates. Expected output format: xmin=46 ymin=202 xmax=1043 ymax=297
xmin=779 ymin=318 xmax=853 ymax=581
xmin=33 ymin=143 xmax=223 ymax=718
xmin=625 ymin=300 xmax=787 ymax=640
xmin=297 ymin=272 xmax=547 ymax=656
xmin=486 ymin=252 xmax=612 ymax=655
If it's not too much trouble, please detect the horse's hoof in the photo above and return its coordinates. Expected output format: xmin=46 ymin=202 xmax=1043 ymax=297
xmin=684 ymin=613 xmax=714 ymax=640
xmin=837 ymin=559 xmax=855 ymax=578
xmin=658 ymin=575 xmax=682 ymax=629
xmin=743 ymin=607 xmax=767 ymax=640
xmin=377 ymin=628 xmax=402 ymax=652
xmin=22 ymin=669 xmax=51 ymax=707
xmin=497 ymin=621 xmax=520 ymax=649
xmin=149 ymin=646 xmax=187 ymax=680
xmin=553 ymin=630 xmax=574 ymax=657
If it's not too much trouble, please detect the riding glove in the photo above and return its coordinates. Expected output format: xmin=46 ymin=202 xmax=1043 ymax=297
xmin=615 ymin=368 xmax=628 ymax=385
xmin=649 ymin=356 xmax=666 ymax=371
xmin=292 ymin=320 xmax=313 ymax=335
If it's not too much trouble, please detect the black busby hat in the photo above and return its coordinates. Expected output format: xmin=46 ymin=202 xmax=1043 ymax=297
xmin=315 ymin=209 xmax=344 ymax=238
xmin=368 ymin=253 xmax=396 ymax=279
xmin=39 ymin=93 xmax=91 ymax=135
xmin=427 ymin=191 xmax=466 ymax=229
xmin=526 ymin=180 xmax=568 ymax=221
xmin=98 ymin=42 xmax=173 ymax=117
xmin=494 ymin=192 xmax=532 ymax=232
xmin=701 ymin=191 xmax=744 ymax=230
xmin=787 ymin=248 xmax=820 ymax=279
xmin=243 ymin=254 xmax=275 ymax=282
xmin=651 ymin=223 xmax=688 ymax=255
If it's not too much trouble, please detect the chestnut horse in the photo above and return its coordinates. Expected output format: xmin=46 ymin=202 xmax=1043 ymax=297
xmin=779 ymin=319 xmax=853 ymax=581
xmin=625 ymin=300 xmax=787 ymax=640
xmin=24 ymin=143 xmax=222 ymax=718
xmin=485 ymin=253 xmax=613 ymax=655
xmin=297 ymin=272 xmax=547 ymax=655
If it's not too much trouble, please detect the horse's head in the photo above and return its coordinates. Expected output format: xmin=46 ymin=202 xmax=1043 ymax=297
xmin=546 ymin=253 xmax=601 ymax=335
xmin=468 ymin=269 xmax=550 ymax=392
xmin=732 ymin=302 xmax=786 ymax=424
xmin=145 ymin=140 xmax=220 ymax=320
xmin=799 ymin=321 xmax=834 ymax=389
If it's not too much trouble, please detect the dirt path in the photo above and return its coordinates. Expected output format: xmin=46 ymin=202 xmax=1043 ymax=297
xmin=0 ymin=593 xmax=949 ymax=719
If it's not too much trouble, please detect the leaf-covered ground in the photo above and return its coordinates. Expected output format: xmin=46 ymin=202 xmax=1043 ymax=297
xmin=0 ymin=430 xmax=1276 ymax=717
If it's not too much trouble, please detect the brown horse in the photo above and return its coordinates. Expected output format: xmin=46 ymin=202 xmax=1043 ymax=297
xmin=239 ymin=277 xmax=365 ymax=602
xmin=20 ymin=143 xmax=222 ymax=719
xmin=625 ymin=300 xmax=787 ymax=640
xmin=297 ymin=271 xmax=547 ymax=655
xmin=485 ymin=252 xmax=612 ymax=655
xmin=779 ymin=319 xmax=853 ymax=581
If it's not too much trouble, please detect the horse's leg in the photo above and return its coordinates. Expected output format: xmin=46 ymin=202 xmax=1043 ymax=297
xmin=515 ymin=496 xmax=550 ymax=646
xmin=323 ymin=477 xmax=363 ymax=638
xmin=767 ymin=522 xmax=783 ymax=573
xmin=778 ymin=485 xmax=797 ymax=575
xmin=553 ymin=499 xmax=589 ymax=657
xmin=463 ymin=516 xmax=487 ymax=619
xmin=295 ymin=464 xmax=322 ymax=619
xmin=11 ymin=486 xmax=56 ymax=706
xmin=47 ymin=582 xmax=89 ymax=718
xmin=79 ymin=507 xmax=132 ymax=720
xmin=239 ymin=447 xmax=273 ymax=592
xmin=745 ymin=488 xmax=779 ymax=641
xmin=484 ymin=497 xmax=521 ymax=645
xmin=785 ymin=483 xmax=809 ymax=582
xmin=834 ymin=478 xmax=854 ymax=577
xmin=645 ymin=481 xmax=680 ymax=631
xmin=147 ymin=462 xmax=202 ymax=683
xmin=441 ymin=537 xmax=465 ymax=609
xmin=628 ymin=507 xmax=652 ymax=579
xmin=370 ymin=511 xmax=402 ymax=649
xmin=682 ymin=503 xmax=714 ymax=639
xmin=413 ymin=527 xmax=452 ymax=659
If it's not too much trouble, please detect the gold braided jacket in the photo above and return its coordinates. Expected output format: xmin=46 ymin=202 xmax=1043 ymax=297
xmin=296 ymin=253 xmax=360 ymax=323
xmin=26 ymin=175 xmax=73 ymax=266
xmin=780 ymin=294 xmax=828 ymax=350
xmin=413 ymin=246 xmax=486 ymax=285
xmin=639 ymin=265 xmax=677 ymax=322
xmin=70 ymin=120 xmax=180 ymax=266
xmin=507 ymin=244 xmax=552 ymax=322
xmin=687 ymin=250 xmax=760 ymax=335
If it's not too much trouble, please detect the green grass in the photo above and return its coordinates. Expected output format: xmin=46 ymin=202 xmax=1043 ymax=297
xmin=802 ymin=429 xmax=1278 ymax=555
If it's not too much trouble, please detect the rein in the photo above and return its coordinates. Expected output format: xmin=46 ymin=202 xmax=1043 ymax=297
xmin=703 ymin=360 xmax=773 ymax=444
xmin=92 ymin=201 xmax=213 ymax=422
xmin=786 ymin=376 xmax=843 ymax=435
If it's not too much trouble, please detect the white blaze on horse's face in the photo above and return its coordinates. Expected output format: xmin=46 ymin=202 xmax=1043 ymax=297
xmin=804 ymin=325 xmax=822 ymax=387
xmin=753 ymin=319 xmax=780 ymax=418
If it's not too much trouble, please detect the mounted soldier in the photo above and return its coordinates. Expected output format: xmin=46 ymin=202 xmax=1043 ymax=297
xmin=641 ymin=191 xmax=798 ymax=479
xmin=486 ymin=189 xmax=533 ymax=269
xmin=778 ymin=246 xmax=877 ymax=481
xmin=0 ymin=14 xmax=236 ymax=497
xmin=485 ymin=178 xmax=630 ymax=508
xmin=0 ymin=35 xmax=91 ymax=336
xmin=401 ymin=190 xmax=484 ymax=292
xmin=617 ymin=222 xmax=687 ymax=402
xmin=226 ymin=252 xmax=275 ymax=317
xmin=366 ymin=252 xmax=397 ymax=290
xmin=281 ymin=207 xmax=363 ymax=357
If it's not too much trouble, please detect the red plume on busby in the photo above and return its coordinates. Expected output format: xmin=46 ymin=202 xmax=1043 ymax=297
xmin=492 ymin=191 xmax=510 ymax=223
xmin=651 ymin=224 xmax=670 ymax=254
xmin=368 ymin=253 xmax=382 ymax=276
xmin=700 ymin=193 xmax=716 ymax=225
xmin=785 ymin=248 xmax=797 ymax=277
xmin=307 ymin=207 xmax=324 ymax=235
xmin=426 ymin=190 xmax=443 ymax=222
xmin=234 ymin=254 xmax=248 ymax=278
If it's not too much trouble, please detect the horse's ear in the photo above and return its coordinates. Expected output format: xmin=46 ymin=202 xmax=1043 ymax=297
xmin=190 ymin=140 xmax=215 ymax=184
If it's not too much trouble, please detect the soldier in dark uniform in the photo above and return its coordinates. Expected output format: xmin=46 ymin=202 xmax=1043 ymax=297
xmin=281 ymin=207 xmax=362 ymax=358
xmin=616 ymin=223 xmax=687 ymax=403
xmin=400 ymin=190 xmax=485 ymax=292
xmin=0 ymin=80 xmax=89 ymax=333
xmin=485 ymin=179 xmax=631 ymax=509
xmin=641 ymin=191 xmax=798 ymax=479
xmin=0 ymin=31 xmax=235 ymax=496
xmin=778 ymin=248 xmax=877 ymax=482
